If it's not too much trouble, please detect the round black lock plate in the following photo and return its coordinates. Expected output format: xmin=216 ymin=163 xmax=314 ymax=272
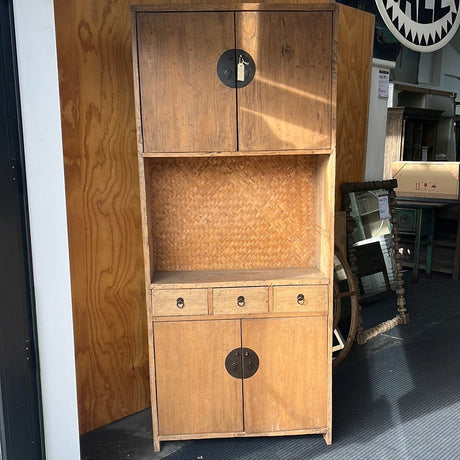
xmin=225 ymin=347 xmax=259 ymax=379
xmin=225 ymin=348 xmax=243 ymax=379
xmin=217 ymin=49 xmax=255 ymax=89
xmin=242 ymin=347 xmax=259 ymax=379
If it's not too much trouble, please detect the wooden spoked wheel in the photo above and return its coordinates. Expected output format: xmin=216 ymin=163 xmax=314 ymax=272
xmin=332 ymin=246 xmax=360 ymax=367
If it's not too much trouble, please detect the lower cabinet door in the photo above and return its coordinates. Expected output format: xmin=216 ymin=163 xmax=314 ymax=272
xmin=242 ymin=317 xmax=328 ymax=432
xmin=154 ymin=320 xmax=243 ymax=436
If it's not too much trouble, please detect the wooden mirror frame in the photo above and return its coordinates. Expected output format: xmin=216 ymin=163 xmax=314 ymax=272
xmin=342 ymin=179 xmax=409 ymax=345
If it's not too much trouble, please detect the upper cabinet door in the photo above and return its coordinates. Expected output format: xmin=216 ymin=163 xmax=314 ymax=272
xmin=236 ymin=12 xmax=333 ymax=151
xmin=136 ymin=12 xmax=236 ymax=153
xmin=136 ymin=10 xmax=333 ymax=154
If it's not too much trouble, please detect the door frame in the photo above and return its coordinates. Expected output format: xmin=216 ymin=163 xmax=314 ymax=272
xmin=0 ymin=0 xmax=44 ymax=458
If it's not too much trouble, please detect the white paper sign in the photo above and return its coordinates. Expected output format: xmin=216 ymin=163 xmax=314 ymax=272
xmin=378 ymin=194 xmax=390 ymax=220
xmin=378 ymin=70 xmax=390 ymax=98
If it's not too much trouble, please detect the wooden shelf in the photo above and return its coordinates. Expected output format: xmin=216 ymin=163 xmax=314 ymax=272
xmin=142 ymin=149 xmax=334 ymax=158
xmin=151 ymin=267 xmax=329 ymax=289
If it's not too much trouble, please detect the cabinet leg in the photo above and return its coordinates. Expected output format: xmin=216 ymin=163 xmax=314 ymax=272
xmin=412 ymin=209 xmax=422 ymax=283
xmin=323 ymin=431 xmax=332 ymax=445
xmin=425 ymin=209 xmax=435 ymax=278
xmin=153 ymin=437 xmax=160 ymax=453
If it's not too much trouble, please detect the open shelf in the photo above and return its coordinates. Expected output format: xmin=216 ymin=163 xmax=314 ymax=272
xmin=152 ymin=267 xmax=329 ymax=289
xmin=144 ymin=154 xmax=333 ymax=279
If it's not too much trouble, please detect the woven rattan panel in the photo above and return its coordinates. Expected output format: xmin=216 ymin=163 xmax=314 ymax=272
xmin=146 ymin=155 xmax=319 ymax=272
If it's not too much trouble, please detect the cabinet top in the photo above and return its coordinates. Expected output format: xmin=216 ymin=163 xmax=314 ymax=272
xmin=131 ymin=3 xmax=338 ymax=14
xmin=132 ymin=4 xmax=337 ymax=154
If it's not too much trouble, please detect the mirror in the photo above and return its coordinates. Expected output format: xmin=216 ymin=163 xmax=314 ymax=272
xmin=342 ymin=180 xmax=409 ymax=345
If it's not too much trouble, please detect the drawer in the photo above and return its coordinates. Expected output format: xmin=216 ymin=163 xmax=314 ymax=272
xmin=213 ymin=287 xmax=268 ymax=315
xmin=273 ymin=285 xmax=328 ymax=313
xmin=152 ymin=288 xmax=208 ymax=316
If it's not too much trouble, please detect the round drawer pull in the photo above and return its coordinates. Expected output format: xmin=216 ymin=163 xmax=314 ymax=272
xmin=297 ymin=294 xmax=305 ymax=305
xmin=176 ymin=297 xmax=185 ymax=309
xmin=237 ymin=296 xmax=245 ymax=307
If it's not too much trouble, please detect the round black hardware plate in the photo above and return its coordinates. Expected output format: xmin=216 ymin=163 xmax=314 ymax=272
xmin=217 ymin=49 xmax=255 ymax=89
xmin=242 ymin=348 xmax=259 ymax=379
xmin=225 ymin=347 xmax=259 ymax=379
xmin=225 ymin=348 xmax=242 ymax=379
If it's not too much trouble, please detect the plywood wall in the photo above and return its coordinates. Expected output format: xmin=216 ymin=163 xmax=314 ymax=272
xmin=53 ymin=0 xmax=156 ymax=433
xmin=54 ymin=0 xmax=372 ymax=434
xmin=336 ymin=4 xmax=374 ymax=209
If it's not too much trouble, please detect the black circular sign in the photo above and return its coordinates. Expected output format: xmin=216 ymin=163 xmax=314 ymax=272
xmin=375 ymin=0 xmax=460 ymax=52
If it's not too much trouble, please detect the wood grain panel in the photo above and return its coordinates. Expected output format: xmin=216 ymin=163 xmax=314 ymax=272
xmin=136 ymin=11 xmax=236 ymax=153
xmin=384 ymin=108 xmax=405 ymax=180
xmin=335 ymin=5 xmax=374 ymax=209
xmin=242 ymin=317 xmax=328 ymax=432
xmin=154 ymin=320 xmax=243 ymax=435
xmin=53 ymin=0 xmax=160 ymax=433
xmin=237 ymin=11 xmax=332 ymax=151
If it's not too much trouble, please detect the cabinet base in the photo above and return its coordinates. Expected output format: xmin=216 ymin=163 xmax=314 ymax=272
xmin=154 ymin=429 xmax=332 ymax=452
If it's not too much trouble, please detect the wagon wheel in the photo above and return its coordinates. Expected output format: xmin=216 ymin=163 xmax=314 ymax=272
xmin=332 ymin=245 xmax=360 ymax=367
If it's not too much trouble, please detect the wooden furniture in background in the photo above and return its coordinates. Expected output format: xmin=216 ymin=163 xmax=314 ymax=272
xmin=434 ymin=204 xmax=460 ymax=279
xmin=456 ymin=115 xmax=460 ymax=160
xmin=396 ymin=201 xmax=436 ymax=282
xmin=397 ymin=200 xmax=460 ymax=280
xmin=131 ymin=3 xmax=338 ymax=451
xmin=334 ymin=5 xmax=374 ymax=209
xmin=383 ymin=107 xmax=443 ymax=180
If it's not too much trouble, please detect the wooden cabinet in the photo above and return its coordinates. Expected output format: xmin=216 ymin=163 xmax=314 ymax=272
xmin=131 ymin=3 xmax=336 ymax=452
xmin=383 ymin=107 xmax=443 ymax=179
xmin=154 ymin=316 xmax=327 ymax=437
xmin=136 ymin=10 xmax=332 ymax=153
